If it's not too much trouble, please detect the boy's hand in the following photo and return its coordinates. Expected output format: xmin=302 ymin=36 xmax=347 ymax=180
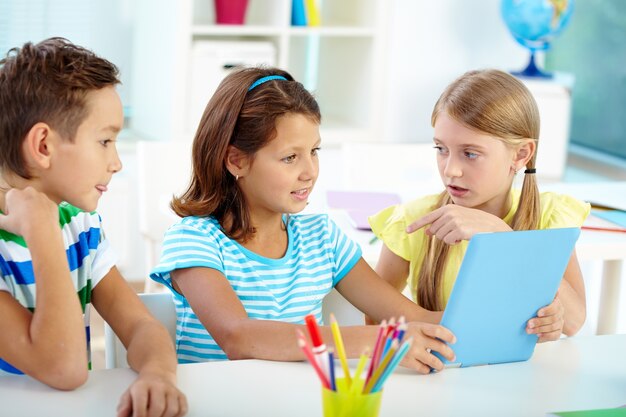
xmin=0 ymin=187 xmax=59 ymax=239
xmin=400 ymin=322 xmax=456 ymax=374
xmin=526 ymin=293 xmax=564 ymax=342
xmin=406 ymin=205 xmax=512 ymax=244
xmin=116 ymin=370 xmax=188 ymax=417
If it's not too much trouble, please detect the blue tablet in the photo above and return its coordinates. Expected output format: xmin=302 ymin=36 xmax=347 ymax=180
xmin=436 ymin=227 xmax=580 ymax=368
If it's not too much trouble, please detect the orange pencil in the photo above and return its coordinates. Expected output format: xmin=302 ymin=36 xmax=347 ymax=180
xmin=582 ymin=225 xmax=626 ymax=234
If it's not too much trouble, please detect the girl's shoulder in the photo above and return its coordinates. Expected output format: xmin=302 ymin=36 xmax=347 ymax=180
xmin=538 ymin=191 xmax=591 ymax=228
xmin=165 ymin=215 xmax=223 ymax=237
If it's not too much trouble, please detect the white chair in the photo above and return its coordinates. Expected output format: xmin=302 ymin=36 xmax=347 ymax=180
xmin=104 ymin=292 xmax=177 ymax=369
xmin=137 ymin=140 xmax=193 ymax=292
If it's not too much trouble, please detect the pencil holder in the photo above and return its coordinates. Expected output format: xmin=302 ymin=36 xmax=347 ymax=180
xmin=322 ymin=377 xmax=382 ymax=417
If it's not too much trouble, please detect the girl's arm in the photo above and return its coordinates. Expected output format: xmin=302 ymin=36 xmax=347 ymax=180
xmin=526 ymin=251 xmax=586 ymax=341
xmin=365 ymin=244 xmax=443 ymax=325
xmin=344 ymin=254 xmax=440 ymax=325
xmin=172 ymin=266 xmax=455 ymax=373
xmin=92 ymin=267 xmax=187 ymax=417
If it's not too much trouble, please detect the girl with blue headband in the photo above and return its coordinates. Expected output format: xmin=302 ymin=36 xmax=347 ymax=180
xmin=150 ymin=67 xmax=456 ymax=373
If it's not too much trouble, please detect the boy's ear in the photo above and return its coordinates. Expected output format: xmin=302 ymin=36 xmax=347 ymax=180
xmin=512 ymin=139 xmax=537 ymax=170
xmin=225 ymin=145 xmax=250 ymax=178
xmin=22 ymin=123 xmax=54 ymax=170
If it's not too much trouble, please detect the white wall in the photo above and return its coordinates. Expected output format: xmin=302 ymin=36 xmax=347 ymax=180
xmin=383 ymin=0 xmax=529 ymax=143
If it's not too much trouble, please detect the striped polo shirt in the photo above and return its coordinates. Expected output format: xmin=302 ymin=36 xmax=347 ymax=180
xmin=150 ymin=213 xmax=362 ymax=363
xmin=0 ymin=202 xmax=116 ymax=375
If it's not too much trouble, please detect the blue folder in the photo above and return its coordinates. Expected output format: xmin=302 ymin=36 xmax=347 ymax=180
xmin=436 ymin=227 xmax=580 ymax=368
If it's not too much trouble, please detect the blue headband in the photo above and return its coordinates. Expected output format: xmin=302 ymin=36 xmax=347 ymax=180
xmin=247 ymin=75 xmax=288 ymax=91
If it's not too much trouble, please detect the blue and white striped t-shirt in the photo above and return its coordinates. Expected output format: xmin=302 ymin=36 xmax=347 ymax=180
xmin=150 ymin=214 xmax=362 ymax=363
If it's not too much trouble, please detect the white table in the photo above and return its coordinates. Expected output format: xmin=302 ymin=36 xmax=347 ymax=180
xmin=544 ymin=181 xmax=626 ymax=334
xmin=1 ymin=335 xmax=624 ymax=417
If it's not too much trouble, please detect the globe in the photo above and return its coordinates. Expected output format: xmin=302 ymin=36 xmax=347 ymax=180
xmin=501 ymin=0 xmax=574 ymax=78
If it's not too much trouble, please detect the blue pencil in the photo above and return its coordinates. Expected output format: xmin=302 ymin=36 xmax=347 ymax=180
xmin=371 ymin=337 xmax=413 ymax=393
xmin=381 ymin=335 xmax=393 ymax=359
xmin=328 ymin=350 xmax=336 ymax=391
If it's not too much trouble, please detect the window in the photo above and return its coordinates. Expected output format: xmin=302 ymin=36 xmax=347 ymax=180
xmin=546 ymin=0 xmax=626 ymax=160
xmin=0 ymin=0 xmax=135 ymax=108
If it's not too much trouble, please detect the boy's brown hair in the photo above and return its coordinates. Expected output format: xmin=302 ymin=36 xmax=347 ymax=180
xmin=0 ymin=37 xmax=120 ymax=179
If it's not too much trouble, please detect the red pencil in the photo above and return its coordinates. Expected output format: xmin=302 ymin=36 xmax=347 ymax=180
xmin=365 ymin=320 xmax=387 ymax=384
xmin=297 ymin=329 xmax=330 ymax=389
xmin=304 ymin=314 xmax=330 ymax=381
xmin=582 ymin=225 xmax=626 ymax=234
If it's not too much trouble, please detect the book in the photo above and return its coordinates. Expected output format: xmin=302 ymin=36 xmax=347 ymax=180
xmin=547 ymin=406 xmax=626 ymax=416
xmin=291 ymin=0 xmax=307 ymax=26
xmin=592 ymin=209 xmax=626 ymax=229
xmin=326 ymin=191 xmax=401 ymax=230
xmin=304 ymin=0 xmax=320 ymax=26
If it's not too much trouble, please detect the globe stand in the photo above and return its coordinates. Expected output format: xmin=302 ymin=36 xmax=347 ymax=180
xmin=512 ymin=51 xmax=553 ymax=79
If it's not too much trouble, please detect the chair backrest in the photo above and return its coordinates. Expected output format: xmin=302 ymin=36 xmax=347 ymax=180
xmin=137 ymin=140 xmax=193 ymax=291
xmin=104 ymin=292 xmax=177 ymax=369
xmin=340 ymin=142 xmax=442 ymax=198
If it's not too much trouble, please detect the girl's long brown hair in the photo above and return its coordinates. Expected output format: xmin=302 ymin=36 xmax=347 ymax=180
xmin=171 ymin=67 xmax=320 ymax=242
xmin=417 ymin=69 xmax=541 ymax=311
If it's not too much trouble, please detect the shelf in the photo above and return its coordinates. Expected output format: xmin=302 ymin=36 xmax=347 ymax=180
xmin=192 ymin=25 xmax=284 ymax=37
xmin=288 ymin=26 xmax=376 ymax=38
xmin=130 ymin=0 xmax=386 ymax=145
xmin=192 ymin=25 xmax=376 ymax=38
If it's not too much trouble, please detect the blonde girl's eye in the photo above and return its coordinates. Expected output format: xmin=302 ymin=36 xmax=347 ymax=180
xmin=464 ymin=151 xmax=478 ymax=159
xmin=99 ymin=139 xmax=112 ymax=147
xmin=311 ymin=147 xmax=321 ymax=156
xmin=434 ymin=145 xmax=447 ymax=155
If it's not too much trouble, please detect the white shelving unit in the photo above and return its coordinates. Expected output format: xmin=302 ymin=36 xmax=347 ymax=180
xmin=130 ymin=0 xmax=388 ymax=144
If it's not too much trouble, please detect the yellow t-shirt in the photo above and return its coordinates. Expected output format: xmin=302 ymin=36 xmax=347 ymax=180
xmin=368 ymin=190 xmax=590 ymax=308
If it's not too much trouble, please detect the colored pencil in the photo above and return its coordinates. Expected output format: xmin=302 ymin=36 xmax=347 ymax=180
xmin=378 ymin=317 xmax=397 ymax=366
xmin=363 ymin=339 xmax=398 ymax=394
xmin=371 ymin=337 xmax=413 ymax=393
xmin=329 ymin=313 xmax=351 ymax=386
xmin=328 ymin=349 xmax=336 ymax=391
xmin=297 ymin=329 xmax=330 ymax=389
xmin=365 ymin=320 xmax=387 ymax=383
xmin=582 ymin=225 xmax=626 ymax=234
xmin=304 ymin=314 xmax=330 ymax=380
xmin=395 ymin=319 xmax=407 ymax=344
xmin=351 ymin=348 xmax=370 ymax=394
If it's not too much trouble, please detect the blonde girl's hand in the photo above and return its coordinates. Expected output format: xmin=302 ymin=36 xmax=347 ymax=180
xmin=526 ymin=293 xmax=565 ymax=343
xmin=399 ymin=322 xmax=456 ymax=374
xmin=405 ymin=205 xmax=512 ymax=244
xmin=0 ymin=187 xmax=59 ymax=240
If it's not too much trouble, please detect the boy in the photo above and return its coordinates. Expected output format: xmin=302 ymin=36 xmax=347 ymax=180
xmin=0 ymin=38 xmax=187 ymax=416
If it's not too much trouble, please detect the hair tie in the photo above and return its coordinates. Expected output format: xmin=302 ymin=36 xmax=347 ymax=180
xmin=247 ymin=75 xmax=287 ymax=92
xmin=524 ymin=168 xmax=536 ymax=174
